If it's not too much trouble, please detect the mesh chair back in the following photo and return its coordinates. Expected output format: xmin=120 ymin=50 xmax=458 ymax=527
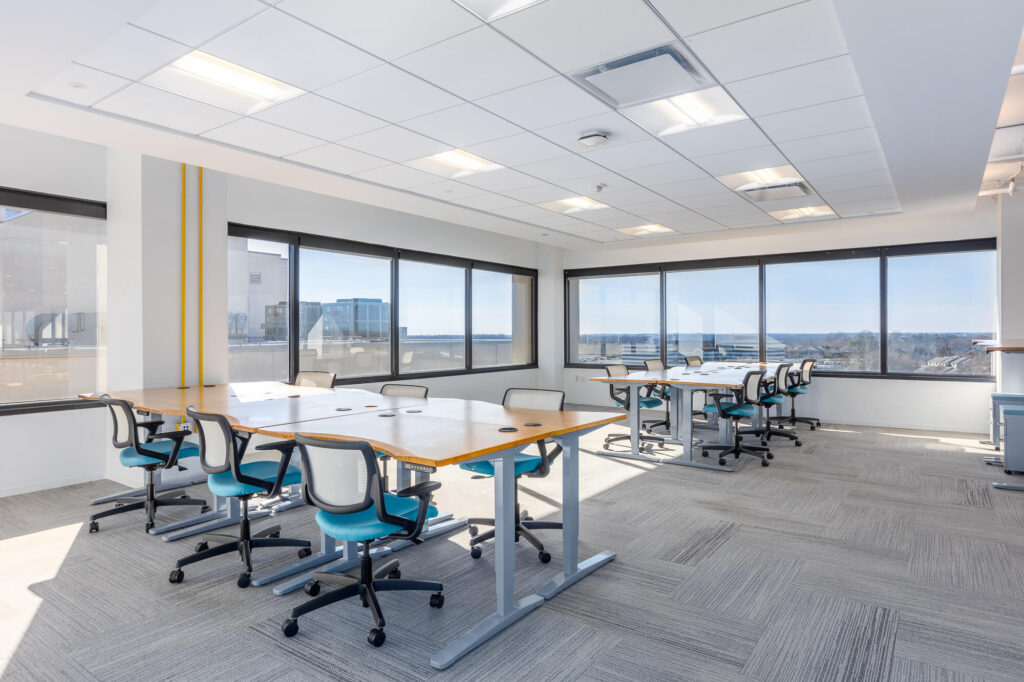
xmin=605 ymin=364 xmax=629 ymax=378
xmin=741 ymin=370 xmax=764 ymax=404
xmin=645 ymin=359 xmax=665 ymax=371
xmin=186 ymin=407 xmax=235 ymax=474
xmin=685 ymin=356 xmax=702 ymax=366
xmin=772 ymin=363 xmax=791 ymax=396
xmin=380 ymin=383 xmax=428 ymax=399
xmin=294 ymin=371 xmax=335 ymax=388
xmin=295 ymin=435 xmax=378 ymax=515
xmin=502 ymin=388 xmax=564 ymax=411
xmin=101 ymin=396 xmax=138 ymax=448
xmin=800 ymin=359 xmax=814 ymax=385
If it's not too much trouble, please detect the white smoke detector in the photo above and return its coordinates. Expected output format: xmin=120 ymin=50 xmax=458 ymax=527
xmin=577 ymin=132 xmax=609 ymax=148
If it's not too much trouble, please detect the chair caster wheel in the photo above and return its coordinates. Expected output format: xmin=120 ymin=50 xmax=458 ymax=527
xmin=470 ymin=545 xmax=482 ymax=560
xmin=761 ymin=441 xmax=768 ymax=447
xmin=388 ymin=568 xmax=401 ymax=580
xmin=237 ymin=573 xmax=251 ymax=588
xmin=200 ymin=506 xmax=210 ymax=513
xmin=1006 ymin=469 xmax=1013 ymax=476
xmin=297 ymin=547 xmax=312 ymax=558
xmin=795 ymin=441 xmax=802 ymax=447
xmin=718 ymin=458 xmax=726 ymax=466
xmin=538 ymin=551 xmax=551 ymax=564
xmin=145 ymin=522 xmax=154 ymax=531
xmin=195 ymin=541 xmax=209 ymax=553
xmin=701 ymin=450 xmax=709 ymax=457
xmin=304 ymin=580 xmax=320 ymax=596
xmin=89 ymin=521 xmax=99 ymax=533
xmin=368 ymin=628 xmax=386 ymax=647
xmin=468 ymin=525 xmax=478 ymax=536
xmin=429 ymin=592 xmax=444 ymax=608
xmin=761 ymin=460 xmax=770 ymax=467
xmin=281 ymin=619 xmax=298 ymax=637
xmin=766 ymin=452 xmax=774 ymax=460
xmin=169 ymin=569 xmax=184 ymax=584
xmin=269 ymin=531 xmax=280 ymax=538
xmin=810 ymin=425 xmax=816 ymax=431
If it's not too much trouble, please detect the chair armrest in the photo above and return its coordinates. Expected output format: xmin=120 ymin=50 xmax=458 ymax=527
xmin=143 ymin=429 xmax=192 ymax=467
xmin=383 ymin=480 xmax=442 ymax=540
xmin=253 ymin=440 xmax=297 ymax=496
xmin=395 ymin=481 xmax=441 ymax=498
xmin=151 ymin=429 xmax=191 ymax=441
xmin=136 ymin=419 xmax=164 ymax=442
xmin=708 ymin=392 xmax=737 ymax=416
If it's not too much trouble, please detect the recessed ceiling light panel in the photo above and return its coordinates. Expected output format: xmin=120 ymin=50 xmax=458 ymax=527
xmin=616 ymin=224 xmax=673 ymax=236
xmin=717 ymin=165 xmax=810 ymax=202
xmin=571 ymin=43 xmax=709 ymax=108
xmin=538 ymin=196 xmax=608 ymax=214
xmin=768 ymin=205 xmax=836 ymax=222
xmin=405 ymin=149 xmax=503 ymax=178
xmin=620 ymin=86 xmax=747 ymax=136
xmin=454 ymin=0 xmax=545 ymax=21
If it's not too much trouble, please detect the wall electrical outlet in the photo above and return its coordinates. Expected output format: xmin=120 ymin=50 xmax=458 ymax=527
xmin=575 ymin=375 xmax=588 ymax=382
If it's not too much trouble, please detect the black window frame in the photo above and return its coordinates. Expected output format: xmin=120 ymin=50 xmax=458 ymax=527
xmin=564 ymin=237 xmax=996 ymax=382
xmin=230 ymin=223 xmax=538 ymax=386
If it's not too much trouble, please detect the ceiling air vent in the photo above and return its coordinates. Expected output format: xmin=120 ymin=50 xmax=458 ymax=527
xmin=571 ymin=43 xmax=711 ymax=108
xmin=740 ymin=182 xmax=811 ymax=203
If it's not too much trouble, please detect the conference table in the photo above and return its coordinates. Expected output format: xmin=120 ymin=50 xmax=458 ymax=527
xmin=83 ymin=382 xmax=624 ymax=669
xmin=590 ymin=362 xmax=787 ymax=472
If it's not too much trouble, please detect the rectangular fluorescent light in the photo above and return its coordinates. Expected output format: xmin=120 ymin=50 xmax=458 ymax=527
xmin=617 ymin=224 xmax=674 ymax=236
xmin=538 ymin=196 xmax=608 ymax=214
xmin=142 ymin=51 xmax=303 ymax=115
xmin=716 ymin=165 xmax=803 ymax=191
xmin=454 ymin=0 xmax=545 ymax=21
xmin=769 ymin=205 xmax=836 ymax=221
xmin=405 ymin=149 xmax=503 ymax=179
xmin=620 ymin=86 xmax=747 ymax=137
xmin=0 ymin=207 xmax=31 ymax=222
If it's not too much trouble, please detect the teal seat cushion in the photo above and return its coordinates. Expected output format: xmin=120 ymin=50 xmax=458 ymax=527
xmin=638 ymin=396 xmax=662 ymax=409
xmin=703 ymin=402 xmax=755 ymax=417
xmin=375 ymin=450 xmax=389 ymax=459
xmin=207 ymin=460 xmax=302 ymax=498
xmin=787 ymin=386 xmax=808 ymax=394
xmin=760 ymin=394 xmax=785 ymax=405
xmin=315 ymin=495 xmax=439 ymax=542
xmin=460 ymin=453 xmax=543 ymax=478
xmin=119 ymin=440 xmax=199 ymax=468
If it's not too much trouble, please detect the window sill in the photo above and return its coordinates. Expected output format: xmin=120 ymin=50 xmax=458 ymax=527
xmin=0 ymin=398 xmax=104 ymax=417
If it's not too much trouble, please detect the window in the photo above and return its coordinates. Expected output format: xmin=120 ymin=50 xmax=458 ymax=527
xmin=568 ymin=273 xmax=660 ymax=364
xmin=399 ymin=259 xmax=466 ymax=373
xmin=0 ymin=206 xmax=106 ymax=403
xmin=765 ymin=258 xmax=880 ymax=371
xmin=666 ymin=266 xmax=759 ymax=363
xmin=472 ymin=269 xmax=534 ymax=367
xmin=227 ymin=236 xmax=290 ymax=382
xmin=887 ymin=250 xmax=996 ymax=375
xmin=299 ymin=247 xmax=392 ymax=378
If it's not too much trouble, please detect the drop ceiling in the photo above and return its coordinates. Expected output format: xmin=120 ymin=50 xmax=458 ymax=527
xmin=7 ymin=0 xmax=1024 ymax=247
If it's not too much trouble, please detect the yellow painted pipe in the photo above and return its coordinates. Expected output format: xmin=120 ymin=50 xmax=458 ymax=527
xmin=198 ymin=167 xmax=204 ymax=387
xmin=180 ymin=163 xmax=186 ymax=389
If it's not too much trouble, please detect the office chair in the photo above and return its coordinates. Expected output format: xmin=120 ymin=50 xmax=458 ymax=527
xmin=642 ymin=359 xmax=671 ymax=433
xmin=461 ymin=388 xmax=566 ymax=563
xmin=168 ymin=407 xmax=312 ymax=588
xmin=685 ymin=356 xmax=703 ymax=366
xmin=602 ymin=364 xmax=665 ymax=451
xmin=701 ymin=370 xmax=773 ymax=467
xmin=739 ymin=363 xmax=801 ymax=447
xmin=683 ymin=355 xmax=711 ymax=417
xmin=770 ymin=359 xmax=822 ymax=430
xmin=377 ymin=384 xmax=429 ymax=491
xmin=89 ymin=396 xmax=207 ymax=533
xmin=294 ymin=370 xmax=336 ymax=388
xmin=280 ymin=435 xmax=443 ymax=647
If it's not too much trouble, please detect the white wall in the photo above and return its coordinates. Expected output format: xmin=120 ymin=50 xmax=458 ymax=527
xmin=0 ymin=123 xmax=105 ymax=201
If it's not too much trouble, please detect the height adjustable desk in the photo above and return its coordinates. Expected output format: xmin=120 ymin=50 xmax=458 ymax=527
xmin=974 ymin=339 xmax=1024 ymax=448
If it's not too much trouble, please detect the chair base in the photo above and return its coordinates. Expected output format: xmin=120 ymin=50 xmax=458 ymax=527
xmin=739 ymin=424 xmax=802 ymax=446
xmin=89 ymin=468 xmax=208 ymax=533
xmin=771 ymin=397 xmax=821 ymax=430
xmin=467 ymin=501 xmax=561 ymax=564
xmin=702 ymin=417 xmax=773 ymax=468
xmin=282 ymin=539 xmax=443 ymax=646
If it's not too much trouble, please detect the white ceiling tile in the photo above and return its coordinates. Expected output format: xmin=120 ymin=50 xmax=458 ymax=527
xmin=581 ymin=139 xmax=680 ymax=170
xmin=464 ymin=132 xmax=567 ymax=167
xmin=339 ymin=125 xmax=450 ymax=162
xmin=33 ymin=64 xmax=129 ymax=106
xmin=821 ymin=184 xmax=898 ymax=204
xmin=203 ymin=9 xmax=381 ymax=91
xmin=584 ymin=207 xmax=645 ymax=228
xmin=810 ymin=168 xmax=893 ymax=193
xmin=350 ymin=164 xmax=440 ymax=189
xmin=75 ymin=25 xmax=190 ymax=80
xmin=534 ymin=111 xmax=649 ymax=152
xmin=757 ymin=97 xmax=874 ymax=142
xmin=662 ymin=120 xmax=771 ymax=158
xmin=501 ymin=184 xmax=578 ymax=203
xmin=202 ymin=117 xmax=321 ymax=156
xmin=318 ymin=64 xmax=461 ymax=122
xmin=550 ymin=219 xmax=609 ymax=234
xmin=285 ymin=143 xmax=390 ymax=174
xmin=411 ymin=180 xmax=485 ymax=201
xmin=596 ymin=186 xmax=665 ymax=206
xmin=681 ymin=191 xmax=751 ymax=210
xmin=516 ymin=154 xmax=607 ymax=181
xmin=728 ymin=55 xmax=862 ymax=117
xmin=778 ymin=127 xmax=881 ymax=163
xmin=493 ymin=0 xmax=674 ymax=72
xmin=456 ymin=168 xmax=538 ymax=191
xmin=401 ymin=104 xmax=522 ymax=147
xmin=130 ymin=0 xmax=267 ymax=47
xmin=618 ymin=160 xmax=708 ymax=185
xmin=687 ymin=0 xmax=846 ymax=83
xmin=522 ymin=212 xmax=595 ymax=228
xmin=495 ymin=203 xmax=564 ymax=220
xmin=93 ymin=83 xmax=239 ymax=134
xmin=997 ymin=74 xmax=1024 ymax=128
xmin=692 ymin=145 xmax=788 ymax=175
xmin=720 ymin=215 xmax=780 ymax=228
xmin=833 ymin=199 xmax=900 ymax=217
xmin=395 ymin=25 xmax=554 ymax=100
xmin=277 ymin=0 xmax=480 ymax=60
xmin=475 ymin=77 xmax=609 ymax=130
xmin=796 ymin=149 xmax=888 ymax=180
xmin=656 ymin=176 xmax=730 ymax=199
xmin=646 ymin=209 xmax=719 ymax=230
xmin=558 ymin=174 xmax=640 ymax=195
xmin=650 ymin=0 xmax=802 ymax=37
xmin=452 ymin=193 xmax=525 ymax=211
xmin=253 ymin=94 xmax=386 ymax=141
xmin=614 ymin=198 xmax=685 ymax=215
xmin=697 ymin=203 xmax=766 ymax=219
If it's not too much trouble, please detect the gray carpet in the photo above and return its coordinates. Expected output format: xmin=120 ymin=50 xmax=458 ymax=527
xmin=2 ymin=419 xmax=1024 ymax=681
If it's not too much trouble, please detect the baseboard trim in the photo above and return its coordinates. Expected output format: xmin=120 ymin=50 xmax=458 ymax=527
xmin=0 ymin=471 xmax=107 ymax=499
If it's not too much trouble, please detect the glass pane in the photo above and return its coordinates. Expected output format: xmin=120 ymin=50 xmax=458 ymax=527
xmin=0 ymin=209 xmax=106 ymax=403
xmin=887 ymin=251 xmax=996 ymax=375
xmin=399 ymin=260 xmax=465 ymax=373
xmin=666 ymin=267 xmax=759 ymax=364
xmin=299 ymin=247 xmax=392 ymax=378
xmin=568 ymin=273 xmax=660 ymax=364
xmin=765 ymin=258 xmax=880 ymax=371
xmin=472 ymin=270 xmax=534 ymax=367
xmin=227 ymin=236 xmax=290 ymax=381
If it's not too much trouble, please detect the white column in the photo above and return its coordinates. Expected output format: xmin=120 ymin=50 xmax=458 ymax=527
xmin=998 ymin=195 xmax=1024 ymax=392
xmin=536 ymin=244 xmax=564 ymax=391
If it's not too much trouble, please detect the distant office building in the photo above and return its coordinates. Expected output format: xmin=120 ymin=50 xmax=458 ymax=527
xmin=264 ymin=301 xmax=322 ymax=341
xmin=321 ymin=298 xmax=390 ymax=340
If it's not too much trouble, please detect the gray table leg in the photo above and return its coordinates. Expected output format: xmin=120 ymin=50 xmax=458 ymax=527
xmin=662 ymin=387 xmax=735 ymax=471
xmin=159 ymin=497 xmax=272 ymax=542
xmin=992 ymin=481 xmax=1024 ymax=491
xmin=150 ymin=495 xmax=228 ymax=535
xmin=431 ymin=448 xmax=545 ymax=670
xmin=251 ymin=531 xmax=347 ymax=587
xmin=272 ymin=541 xmax=393 ymax=595
xmin=91 ymin=468 xmax=207 ymax=506
xmin=597 ymin=384 xmax=661 ymax=463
